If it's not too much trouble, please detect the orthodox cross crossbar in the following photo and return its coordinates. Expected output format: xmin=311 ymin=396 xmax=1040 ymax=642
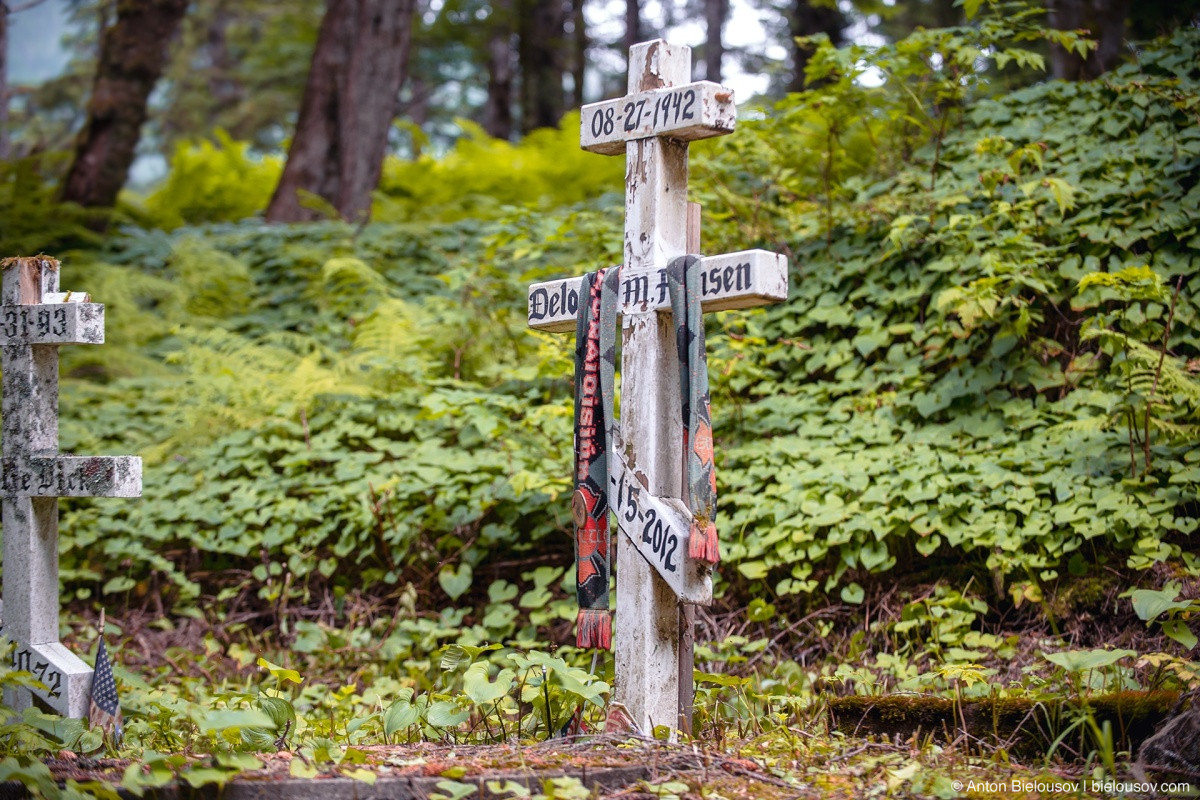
xmin=0 ymin=257 xmax=142 ymax=718
xmin=526 ymin=40 xmax=788 ymax=735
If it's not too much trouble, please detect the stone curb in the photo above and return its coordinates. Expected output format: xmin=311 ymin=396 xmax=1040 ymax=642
xmin=1 ymin=763 xmax=654 ymax=800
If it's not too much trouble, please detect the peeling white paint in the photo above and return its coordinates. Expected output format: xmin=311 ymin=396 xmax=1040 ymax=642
xmin=526 ymin=39 xmax=789 ymax=738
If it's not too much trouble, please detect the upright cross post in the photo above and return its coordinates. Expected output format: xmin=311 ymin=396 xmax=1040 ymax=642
xmin=0 ymin=257 xmax=142 ymax=718
xmin=615 ymin=40 xmax=701 ymax=735
xmin=528 ymin=40 xmax=788 ymax=735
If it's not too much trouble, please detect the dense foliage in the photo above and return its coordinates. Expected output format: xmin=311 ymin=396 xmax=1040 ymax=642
xmin=0 ymin=12 xmax=1198 ymax=795
xmin=697 ymin=23 xmax=1200 ymax=614
xmin=6 ymin=15 xmax=1200 ymax=664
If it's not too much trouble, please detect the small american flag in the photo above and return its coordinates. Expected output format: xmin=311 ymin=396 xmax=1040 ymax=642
xmin=88 ymin=612 xmax=123 ymax=744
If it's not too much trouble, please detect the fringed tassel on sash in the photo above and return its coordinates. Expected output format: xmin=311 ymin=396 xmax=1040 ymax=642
xmin=572 ymin=267 xmax=619 ymax=649
xmin=668 ymin=255 xmax=721 ymax=566
xmin=576 ymin=608 xmax=613 ymax=649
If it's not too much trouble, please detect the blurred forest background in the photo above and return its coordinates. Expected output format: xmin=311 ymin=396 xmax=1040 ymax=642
xmin=4 ymin=0 xmax=1197 ymax=225
xmin=0 ymin=0 xmax=1199 ymax=773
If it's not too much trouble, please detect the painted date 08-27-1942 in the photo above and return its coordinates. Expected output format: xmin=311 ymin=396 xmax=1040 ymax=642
xmin=589 ymin=86 xmax=698 ymax=139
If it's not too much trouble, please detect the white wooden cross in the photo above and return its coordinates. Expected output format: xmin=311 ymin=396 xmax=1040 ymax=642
xmin=0 ymin=257 xmax=142 ymax=718
xmin=527 ymin=40 xmax=788 ymax=735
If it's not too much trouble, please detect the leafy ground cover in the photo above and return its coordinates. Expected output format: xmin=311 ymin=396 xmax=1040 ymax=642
xmin=1 ymin=5 xmax=1198 ymax=797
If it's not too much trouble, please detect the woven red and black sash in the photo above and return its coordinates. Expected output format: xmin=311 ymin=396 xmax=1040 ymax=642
xmin=572 ymin=267 xmax=619 ymax=649
xmin=571 ymin=257 xmax=718 ymax=650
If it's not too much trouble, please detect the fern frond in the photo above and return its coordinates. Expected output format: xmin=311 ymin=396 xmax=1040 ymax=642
xmin=348 ymin=298 xmax=441 ymax=389
xmin=1045 ymin=414 xmax=1120 ymax=436
xmin=169 ymin=236 xmax=255 ymax=319
xmin=1148 ymin=417 xmax=1200 ymax=441
xmin=315 ymin=257 xmax=394 ymax=316
xmin=147 ymin=326 xmax=377 ymax=459
xmin=57 ymin=261 xmax=185 ymax=379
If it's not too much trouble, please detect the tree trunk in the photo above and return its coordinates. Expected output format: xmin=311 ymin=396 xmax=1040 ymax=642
xmin=59 ymin=0 xmax=190 ymax=208
xmin=484 ymin=0 xmax=514 ymax=139
xmin=704 ymin=0 xmax=726 ymax=82
xmin=205 ymin=0 xmax=240 ymax=115
xmin=788 ymin=0 xmax=847 ymax=93
xmin=1046 ymin=0 xmax=1132 ymax=79
xmin=265 ymin=0 xmax=417 ymax=224
xmin=0 ymin=1 xmax=9 ymax=161
xmin=517 ymin=0 xmax=566 ymax=133
xmin=569 ymin=0 xmax=585 ymax=110
xmin=624 ymin=0 xmax=641 ymax=55
xmin=931 ymin=0 xmax=961 ymax=27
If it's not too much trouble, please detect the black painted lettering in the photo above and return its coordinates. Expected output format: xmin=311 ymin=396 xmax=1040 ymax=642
xmin=642 ymin=508 xmax=657 ymax=544
xmin=566 ymin=287 xmax=578 ymax=316
xmin=655 ymin=269 xmax=669 ymax=304
xmin=529 ymin=288 xmax=548 ymax=321
xmin=623 ymin=275 xmax=648 ymax=305
xmin=52 ymin=308 xmax=67 ymax=337
xmin=735 ymin=261 xmax=751 ymax=291
xmin=548 ymin=292 xmax=560 ymax=317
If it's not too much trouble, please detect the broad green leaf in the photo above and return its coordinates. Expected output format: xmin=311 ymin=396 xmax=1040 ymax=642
xmin=198 ymin=708 xmax=275 ymax=733
xmin=438 ymin=563 xmax=473 ymax=600
xmin=463 ymin=662 xmax=515 ymax=705
xmin=257 ymin=695 xmax=296 ymax=730
xmin=694 ymin=671 xmax=751 ymax=688
xmin=1130 ymin=586 xmax=1192 ymax=622
xmin=432 ymin=779 xmax=477 ymax=800
xmin=1043 ymin=649 xmax=1136 ymax=672
xmin=386 ymin=700 xmax=424 ymax=738
xmin=737 ymin=561 xmax=769 ymax=580
xmin=1161 ymin=619 xmax=1199 ymax=650
xmin=343 ymin=768 xmax=377 ymax=784
xmin=181 ymin=768 xmax=236 ymax=789
xmin=256 ymin=657 xmax=303 ymax=685
xmin=425 ymin=700 xmax=470 ymax=728
xmin=840 ymin=583 xmax=865 ymax=604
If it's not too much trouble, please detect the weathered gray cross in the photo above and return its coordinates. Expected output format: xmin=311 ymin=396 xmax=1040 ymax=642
xmin=0 ymin=257 xmax=141 ymax=717
xmin=527 ymin=40 xmax=788 ymax=735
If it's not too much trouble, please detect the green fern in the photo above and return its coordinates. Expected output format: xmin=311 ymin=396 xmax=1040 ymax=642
xmin=147 ymin=327 xmax=372 ymax=461
xmin=314 ymin=256 xmax=394 ymax=317
xmin=134 ymin=130 xmax=281 ymax=229
xmin=170 ymin=236 xmax=255 ymax=319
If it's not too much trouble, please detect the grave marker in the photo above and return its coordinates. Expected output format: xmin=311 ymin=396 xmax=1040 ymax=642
xmin=528 ymin=40 xmax=788 ymax=734
xmin=0 ymin=257 xmax=142 ymax=718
